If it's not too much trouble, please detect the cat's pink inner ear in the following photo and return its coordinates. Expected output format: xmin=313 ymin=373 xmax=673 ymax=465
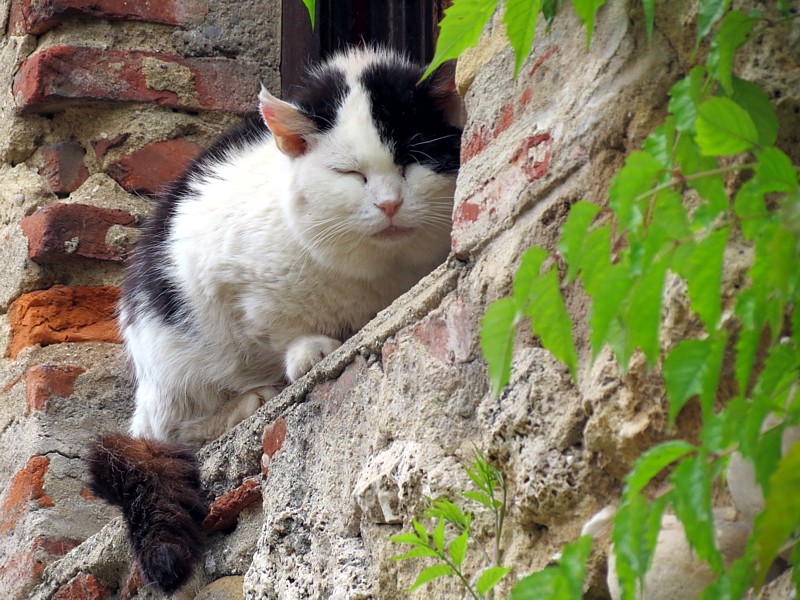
xmin=258 ymin=88 xmax=317 ymax=158
xmin=428 ymin=61 xmax=465 ymax=128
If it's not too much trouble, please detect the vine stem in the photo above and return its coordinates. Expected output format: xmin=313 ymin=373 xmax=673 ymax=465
xmin=430 ymin=546 xmax=481 ymax=600
xmin=634 ymin=162 xmax=759 ymax=204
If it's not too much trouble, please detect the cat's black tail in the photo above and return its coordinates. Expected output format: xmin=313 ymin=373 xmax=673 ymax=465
xmin=86 ymin=433 xmax=209 ymax=594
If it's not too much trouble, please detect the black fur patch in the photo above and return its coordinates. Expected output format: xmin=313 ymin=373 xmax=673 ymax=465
xmin=290 ymin=66 xmax=350 ymax=132
xmin=122 ymin=114 xmax=270 ymax=327
xmin=87 ymin=434 xmax=209 ymax=594
xmin=360 ymin=61 xmax=461 ymax=174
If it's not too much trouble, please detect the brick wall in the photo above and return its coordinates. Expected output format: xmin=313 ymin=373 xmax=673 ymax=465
xmin=0 ymin=0 xmax=279 ymax=596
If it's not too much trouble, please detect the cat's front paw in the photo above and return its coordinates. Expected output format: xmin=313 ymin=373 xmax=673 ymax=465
xmin=285 ymin=335 xmax=342 ymax=381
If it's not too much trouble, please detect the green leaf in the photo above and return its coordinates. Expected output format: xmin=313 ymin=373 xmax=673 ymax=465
xmin=624 ymin=441 xmax=697 ymax=497
xmin=612 ymin=494 xmax=657 ymax=599
xmin=513 ymin=247 xmax=549 ymax=305
xmin=542 ymin=0 xmax=562 ymax=25
xmin=388 ymin=531 xmax=425 ymax=545
xmin=588 ymin=262 xmax=633 ymax=361
xmin=731 ymin=77 xmax=778 ymax=146
xmin=462 ymin=490 xmax=497 ymax=509
xmin=504 ymin=0 xmax=543 ymax=76
xmin=709 ymin=11 xmax=758 ymax=94
xmin=673 ymin=135 xmax=727 ymax=226
xmin=642 ymin=0 xmax=655 ymax=41
xmin=480 ymin=297 xmax=520 ymax=396
xmin=300 ymin=0 xmax=315 ymax=28
xmin=412 ymin=519 xmax=429 ymax=544
xmin=557 ymin=200 xmax=601 ymax=282
xmin=476 ymin=566 xmax=512 ymax=595
xmin=625 ymin=258 xmax=667 ymax=366
xmin=559 ymin=536 xmax=593 ymax=598
xmin=755 ymin=443 xmax=800 ymax=584
xmin=671 ymin=454 xmax=724 ymax=572
xmin=754 ymin=147 xmax=798 ymax=193
xmin=669 ymin=66 xmax=706 ymax=132
xmin=432 ymin=518 xmax=445 ymax=553
xmin=677 ymin=227 xmax=729 ymax=331
xmin=572 ymin=0 xmax=607 ymax=48
xmin=663 ymin=337 xmax=723 ymax=424
xmin=609 ymin=150 xmax=664 ymax=232
xmin=449 ymin=529 xmax=469 ymax=567
xmin=509 ymin=568 xmax=564 ymax=598
xmin=422 ymin=0 xmax=499 ymax=79
xmin=697 ymin=0 xmax=730 ymax=39
xmin=526 ymin=266 xmax=578 ymax=379
xmin=733 ymin=180 xmax=768 ymax=240
xmin=696 ymin=97 xmax=759 ymax=156
xmin=642 ymin=117 xmax=676 ymax=168
xmin=408 ymin=563 xmax=454 ymax=591
xmin=392 ymin=545 xmax=440 ymax=561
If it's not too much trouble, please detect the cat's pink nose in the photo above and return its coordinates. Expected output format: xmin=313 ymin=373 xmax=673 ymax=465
xmin=375 ymin=198 xmax=403 ymax=218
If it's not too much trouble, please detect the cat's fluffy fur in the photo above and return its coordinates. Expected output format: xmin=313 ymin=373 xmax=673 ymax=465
xmin=88 ymin=47 xmax=463 ymax=593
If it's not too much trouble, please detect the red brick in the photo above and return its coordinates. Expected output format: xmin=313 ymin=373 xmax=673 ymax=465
xmin=262 ymin=417 xmax=287 ymax=460
xmin=202 ymin=478 xmax=261 ymax=533
xmin=0 ymin=457 xmax=54 ymax=535
xmin=0 ymin=537 xmax=78 ymax=599
xmin=91 ymin=132 xmax=129 ymax=160
xmin=107 ymin=138 xmax=201 ymax=195
xmin=510 ymin=133 xmax=552 ymax=183
xmin=10 ymin=0 xmax=207 ymax=35
xmin=6 ymin=286 xmax=121 ymax=359
xmin=25 ymin=364 xmax=85 ymax=414
xmin=13 ymin=47 xmax=260 ymax=114
xmin=20 ymin=203 xmax=136 ymax=264
xmin=39 ymin=141 xmax=89 ymax=195
xmin=53 ymin=573 xmax=112 ymax=600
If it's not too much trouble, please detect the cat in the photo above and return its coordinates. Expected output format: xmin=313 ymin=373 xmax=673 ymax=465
xmin=87 ymin=46 xmax=463 ymax=594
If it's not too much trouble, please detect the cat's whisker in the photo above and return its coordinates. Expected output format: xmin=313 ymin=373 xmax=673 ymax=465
xmin=408 ymin=133 xmax=459 ymax=147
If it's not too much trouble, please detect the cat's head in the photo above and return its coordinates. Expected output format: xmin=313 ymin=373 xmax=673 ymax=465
xmin=259 ymin=47 xmax=463 ymax=278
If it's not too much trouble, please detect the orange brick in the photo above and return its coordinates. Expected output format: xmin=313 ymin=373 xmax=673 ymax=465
xmin=53 ymin=573 xmax=112 ymax=600
xmin=0 ymin=456 xmax=54 ymax=535
xmin=25 ymin=364 xmax=85 ymax=414
xmin=6 ymin=286 xmax=121 ymax=359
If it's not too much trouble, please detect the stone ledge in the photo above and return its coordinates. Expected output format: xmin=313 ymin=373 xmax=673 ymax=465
xmin=28 ymin=260 xmax=462 ymax=599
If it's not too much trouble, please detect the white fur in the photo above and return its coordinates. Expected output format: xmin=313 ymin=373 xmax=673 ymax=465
xmin=124 ymin=49 xmax=457 ymax=445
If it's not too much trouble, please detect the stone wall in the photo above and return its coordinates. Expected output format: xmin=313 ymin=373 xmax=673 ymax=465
xmin=0 ymin=0 xmax=279 ymax=597
xmin=1 ymin=1 xmax=799 ymax=599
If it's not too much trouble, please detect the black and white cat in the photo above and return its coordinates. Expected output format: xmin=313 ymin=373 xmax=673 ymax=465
xmin=88 ymin=47 xmax=463 ymax=594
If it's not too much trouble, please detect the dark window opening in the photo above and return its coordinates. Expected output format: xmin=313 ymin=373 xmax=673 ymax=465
xmin=281 ymin=0 xmax=449 ymax=98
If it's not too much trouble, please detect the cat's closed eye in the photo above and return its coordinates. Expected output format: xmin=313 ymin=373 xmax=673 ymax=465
xmin=333 ymin=168 xmax=367 ymax=184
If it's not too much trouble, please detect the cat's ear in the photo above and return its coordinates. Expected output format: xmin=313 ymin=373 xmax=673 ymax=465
xmin=426 ymin=61 xmax=466 ymax=129
xmin=258 ymin=86 xmax=317 ymax=158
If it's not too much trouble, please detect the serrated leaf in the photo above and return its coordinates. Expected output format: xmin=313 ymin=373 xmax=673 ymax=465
xmin=612 ymin=494 xmax=651 ymax=599
xmin=559 ymin=536 xmax=593 ymax=597
xmin=624 ymin=441 xmax=697 ymax=497
xmin=476 ymin=565 xmax=512 ymax=595
xmin=609 ymin=150 xmax=664 ymax=232
xmin=673 ymin=135 xmax=727 ymax=226
xmin=392 ymin=545 xmax=440 ymax=561
xmin=588 ymin=262 xmax=633 ymax=360
xmin=542 ymin=0 xmax=562 ymax=24
xmin=731 ymin=77 xmax=778 ymax=146
xmin=675 ymin=227 xmax=729 ymax=331
xmin=663 ymin=338 xmax=713 ymax=424
xmin=422 ymin=0 xmax=499 ymax=79
xmin=514 ymin=247 xmax=549 ymax=305
xmin=300 ymin=0 xmax=315 ymax=28
xmin=709 ymin=11 xmax=758 ymax=94
xmin=558 ymin=200 xmax=601 ymax=282
xmin=754 ymin=147 xmax=798 ymax=193
xmin=572 ymin=0 xmax=607 ymax=48
xmin=696 ymin=97 xmax=759 ymax=156
xmin=733 ymin=180 xmax=768 ymax=240
xmin=411 ymin=519 xmax=429 ymax=544
xmin=671 ymin=454 xmax=724 ymax=572
xmin=626 ymin=258 xmax=667 ymax=366
xmin=509 ymin=568 xmax=563 ymax=598
xmin=642 ymin=117 xmax=676 ymax=168
xmin=504 ymin=0 xmax=543 ymax=76
xmin=408 ymin=563 xmax=454 ymax=591
xmin=755 ymin=444 xmax=800 ymax=584
xmin=526 ymin=266 xmax=578 ymax=379
xmin=448 ymin=529 xmax=469 ymax=567
xmin=642 ymin=0 xmax=655 ymax=41
xmin=669 ymin=66 xmax=707 ymax=132
xmin=480 ymin=297 xmax=520 ymax=396
xmin=697 ymin=0 xmax=730 ymax=39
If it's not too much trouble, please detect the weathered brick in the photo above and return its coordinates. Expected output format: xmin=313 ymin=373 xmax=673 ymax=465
xmin=20 ymin=203 xmax=136 ymax=264
xmin=262 ymin=417 xmax=287 ymax=460
xmin=53 ymin=573 xmax=112 ymax=600
xmin=6 ymin=286 xmax=121 ymax=359
xmin=203 ymin=478 xmax=261 ymax=533
xmin=25 ymin=364 xmax=85 ymax=414
xmin=10 ymin=0 xmax=208 ymax=35
xmin=0 ymin=537 xmax=78 ymax=600
xmin=107 ymin=138 xmax=201 ymax=195
xmin=90 ymin=133 xmax=129 ymax=160
xmin=13 ymin=47 xmax=260 ymax=114
xmin=0 ymin=457 xmax=54 ymax=535
xmin=39 ymin=142 xmax=89 ymax=195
